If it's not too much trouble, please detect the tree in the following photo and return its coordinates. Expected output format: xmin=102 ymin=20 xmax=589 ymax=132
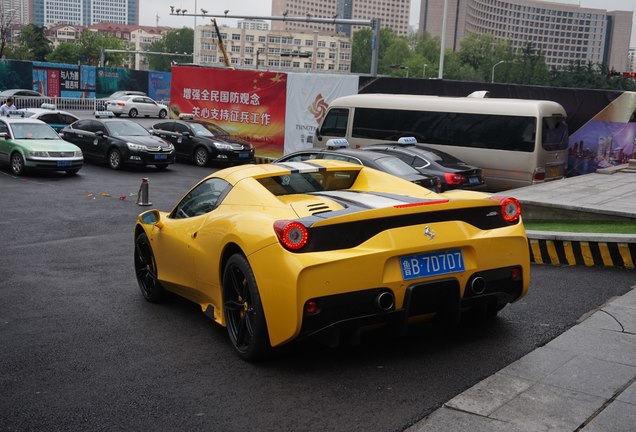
xmin=0 ymin=5 xmax=17 ymax=58
xmin=76 ymin=31 xmax=126 ymax=66
xmin=147 ymin=28 xmax=193 ymax=72
xmin=13 ymin=24 xmax=51 ymax=61
xmin=48 ymin=42 xmax=80 ymax=64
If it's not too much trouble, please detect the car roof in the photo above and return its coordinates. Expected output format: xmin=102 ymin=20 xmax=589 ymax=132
xmin=22 ymin=108 xmax=78 ymax=117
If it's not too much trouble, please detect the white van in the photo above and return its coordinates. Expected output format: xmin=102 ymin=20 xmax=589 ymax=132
xmin=313 ymin=93 xmax=569 ymax=191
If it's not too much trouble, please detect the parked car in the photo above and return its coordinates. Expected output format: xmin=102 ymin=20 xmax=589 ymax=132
xmin=151 ymin=119 xmax=255 ymax=166
xmin=0 ymin=89 xmax=47 ymax=109
xmin=20 ymin=104 xmax=80 ymax=132
xmin=275 ymin=146 xmax=441 ymax=192
xmin=363 ymin=139 xmax=485 ymax=191
xmin=60 ymin=116 xmax=174 ymax=170
xmin=0 ymin=117 xmax=83 ymax=176
xmin=134 ymin=159 xmax=529 ymax=360
xmin=0 ymin=89 xmax=45 ymax=98
xmin=96 ymin=91 xmax=148 ymax=110
xmin=105 ymin=95 xmax=168 ymax=118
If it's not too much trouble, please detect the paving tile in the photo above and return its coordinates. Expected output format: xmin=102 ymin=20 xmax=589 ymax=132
xmin=444 ymin=373 xmax=533 ymax=417
xmin=611 ymin=288 xmax=636 ymax=309
xmin=580 ymin=400 xmax=636 ymax=432
xmin=617 ymin=380 xmax=636 ymax=405
xmin=499 ymin=346 xmax=575 ymax=382
xmin=542 ymin=355 xmax=636 ymax=398
xmin=578 ymin=304 xmax=636 ymax=334
xmin=546 ymin=326 xmax=636 ymax=367
xmin=490 ymin=383 xmax=605 ymax=432
xmin=405 ymin=407 xmax=528 ymax=432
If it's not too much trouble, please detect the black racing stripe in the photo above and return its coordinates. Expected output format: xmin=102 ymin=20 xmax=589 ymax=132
xmin=527 ymin=242 xmax=536 ymax=262
xmin=537 ymin=240 xmax=552 ymax=264
xmin=298 ymin=205 xmax=518 ymax=253
xmin=274 ymin=161 xmax=327 ymax=173
xmin=607 ymin=243 xmax=624 ymax=267
xmin=571 ymin=241 xmax=585 ymax=265
xmin=274 ymin=162 xmax=300 ymax=173
xmin=553 ymin=240 xmax=568 ymax=265
xmin=629 ymin=244 xmax=636 ymax=263
xmin=588 ymin=242 xmax=603 ymax=266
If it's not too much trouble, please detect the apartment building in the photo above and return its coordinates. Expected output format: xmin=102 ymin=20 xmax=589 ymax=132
xmin=419 ymin=0 xmax=633 ymax=71
xmin=195 ymin=23 xmax=352 ymax=73
xmin=270 ymin=0 xmax=411 ymax=37
xmin=30 ymin=0 xmax=139 ymax=27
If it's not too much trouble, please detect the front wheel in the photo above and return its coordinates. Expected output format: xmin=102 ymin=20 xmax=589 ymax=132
xmin=134 ymin=232 xmax=165 ymax=302
xmin=223 ymin=254 xmax=270 ymax=361
xmin=129 ymin=108 xmax=138 ymax=118
xmin=10 ymin=152 xmax=25 ymax=176
xmin=158 ymin=109 xmax=167 ymax=119
xmin=194 ymin=147 xmax=209 ymax=167
xmin=108 ymin=148 xmax=123 ymax=170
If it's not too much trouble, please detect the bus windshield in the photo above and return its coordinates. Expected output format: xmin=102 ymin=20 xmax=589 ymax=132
xmin=542 ymin=116 xmax=569 ymax=151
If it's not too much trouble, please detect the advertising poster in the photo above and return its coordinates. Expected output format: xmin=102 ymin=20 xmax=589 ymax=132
xmin=96 ymin=68 xmax=149 ymax=98
xmin=0 ymin=60 xmax=32 ymax=92
xmin=33 ymin=63 xmax=87 ymax=98
xmin=568 ymin=92 xmax=636 ymax=176
xmin=148 ymin=71 xmax=171 ymax=103
xmin=284 ymin=73 xmax=359 ymax=154
xmin=171 ymin=66 xmax=288 ymax=156
xmin=80 ymin=65 xmax=96 ymax=98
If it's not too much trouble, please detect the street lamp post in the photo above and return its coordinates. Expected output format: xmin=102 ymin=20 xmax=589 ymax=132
xmin=491 ymin=60 xmax=506 ymax=83
xmin=422 ymin=63 xmax=427 ymax=78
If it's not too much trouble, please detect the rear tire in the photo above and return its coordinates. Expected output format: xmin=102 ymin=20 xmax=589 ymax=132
xmin=222 ymin=254 xmax=270 ymax=361
xmin=129 ymin=108 xmax=138 ymax=118
xmin=158 ymin=109 xmax=167 ymax=119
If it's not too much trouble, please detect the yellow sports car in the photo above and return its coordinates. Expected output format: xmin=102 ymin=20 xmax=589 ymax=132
xmin=134 ymin=160 xmax=529 ymax=360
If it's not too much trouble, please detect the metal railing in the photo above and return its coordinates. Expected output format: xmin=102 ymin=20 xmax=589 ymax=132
xmin=6 ymin=96 xmax=170 ymax=112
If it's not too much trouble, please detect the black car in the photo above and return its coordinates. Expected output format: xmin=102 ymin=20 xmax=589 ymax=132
xmin=363 ymin=142 xmax=485 ymax=191
xmin=60 ymin=118 xmax=175 ymax=170
xmin=150 ymin=120 xmax=255 ymax=166
xmin=275 ymin=148 xmax=441 ymax=192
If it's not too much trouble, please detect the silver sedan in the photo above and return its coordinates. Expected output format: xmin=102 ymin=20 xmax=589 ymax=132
xmin=106 ymin=96 xmax=169 ymax=119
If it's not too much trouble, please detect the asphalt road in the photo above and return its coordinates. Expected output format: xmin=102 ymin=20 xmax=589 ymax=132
xmin=1 ymin=161 xmax=634 ymax=432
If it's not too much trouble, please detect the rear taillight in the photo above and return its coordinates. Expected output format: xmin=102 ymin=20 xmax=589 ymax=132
xmin=274 ymin=220 xmax=309 ymax=250
xmin=490 ymin=196 xmax=522 ymax=222
xmin=533 ymin=167 xmax=545 ymax=181
xmin=444 ymin=172 xmax=466 ymax=185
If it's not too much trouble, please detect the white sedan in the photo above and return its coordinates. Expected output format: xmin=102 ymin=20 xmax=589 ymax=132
xmin=106 ymin=96 xmax=169 ymax=119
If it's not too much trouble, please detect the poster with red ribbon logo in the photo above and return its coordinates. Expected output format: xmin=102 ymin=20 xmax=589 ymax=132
xmin=171 ymin=66 xmax=287 ymax=157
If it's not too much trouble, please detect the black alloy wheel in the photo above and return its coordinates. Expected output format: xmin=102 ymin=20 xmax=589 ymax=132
xmin=108 ymin=148 xmax=123 ymax=170
xmin=129 ymin=108 xmax=138 ymax=118
xmin=158 ymin=109 xmax=167 ymax=118
xmin=134 ymin=232 xmax=165 ymax=302
xmin=222 ymin=254 xmax=270 ymax=361
xmin=194 ymin=147 xmax=209 ymax=167
xmin=10 ymin=152 xmax=25 ymax=176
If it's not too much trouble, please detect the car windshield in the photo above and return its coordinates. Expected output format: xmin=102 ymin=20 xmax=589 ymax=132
xmin=105 ymin=121 xmax=150 ymax=137
xmin=189 ymin=122 xmax=214 ymax=137
xmin=11 ymin=123 xmax=60 ymax=139
xmin=374 ymin=156 xmax=420 ymax=176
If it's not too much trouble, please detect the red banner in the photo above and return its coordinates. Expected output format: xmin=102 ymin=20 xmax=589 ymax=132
xmin=170 ymin=66 xmax=288 ymax=157
xmin=46 ymin=70 xmax=60 ymax=97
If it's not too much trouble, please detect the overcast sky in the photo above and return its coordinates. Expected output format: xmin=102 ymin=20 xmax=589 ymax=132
xmin=141 ymin=0 xmax=636 ymax=46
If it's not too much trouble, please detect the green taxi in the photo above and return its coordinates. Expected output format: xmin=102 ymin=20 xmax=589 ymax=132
xmin=0 ymin=116 xmax=83 ymax=176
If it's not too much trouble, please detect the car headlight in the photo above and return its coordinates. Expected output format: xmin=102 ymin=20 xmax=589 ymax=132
xmin=75 ymin=151 xmax=83 ymax=157
xmin=28 ymin=151 xmax=50 ymax=157
xmin=165 ymin=143 xmax=174 ymax=151
xmin=127 ymin=142 xmax=148 ymax=151
xmin=214 ymin=142 xmax=233 ymax=151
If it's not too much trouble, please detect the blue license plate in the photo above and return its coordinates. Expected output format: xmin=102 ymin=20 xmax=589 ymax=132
xmin=57 ymin=160 xmax=72 ymax=167
xmin=238 ymin=152 xmax=250 ymax=158
xmin=400 ymin=249 xmax=465 ymax=280
xmin=469 ymin=176 xmax=480 ymax=185
xmin=154 ymin=154 xmax=168 ymax=160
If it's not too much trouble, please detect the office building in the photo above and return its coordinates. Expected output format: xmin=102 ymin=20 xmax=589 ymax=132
xmin=419 ymin=0 xmax=633 ymax=71
xmin=195 ymin=24 xmax=352 ymax=73
xmin=30 ymin=0 xmax=139 ymax=27
xmin=271 ymin=0 xmax=411 ymax=37
xmin=1 ymin=0 xmax=29 ymax=25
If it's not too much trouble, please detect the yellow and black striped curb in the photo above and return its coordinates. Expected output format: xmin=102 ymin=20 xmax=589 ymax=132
xmin=527 ymin=231 xmax=635 ymax=269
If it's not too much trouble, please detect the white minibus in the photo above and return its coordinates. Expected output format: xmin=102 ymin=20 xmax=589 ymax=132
xmin=313 ymin=93 xmax=569 ymax=191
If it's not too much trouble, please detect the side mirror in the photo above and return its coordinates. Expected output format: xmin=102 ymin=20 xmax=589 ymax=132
xmin=315 ymin=129 xmax=322 ymax=141
xmin=0 ymin=132 xmax=9 ymax=139
xmin=138 ymin=209 xmax=163 ymax=229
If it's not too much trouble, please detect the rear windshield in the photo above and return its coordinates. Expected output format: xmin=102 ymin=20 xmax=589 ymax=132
xmin=258 ymin=170 xmax=358 ymax=195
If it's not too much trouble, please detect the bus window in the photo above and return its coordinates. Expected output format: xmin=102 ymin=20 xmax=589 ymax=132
xmin=542 ymin=116 xmax=569 ymax=151
xmin=319 ymin=108 xmax=349 ymax=137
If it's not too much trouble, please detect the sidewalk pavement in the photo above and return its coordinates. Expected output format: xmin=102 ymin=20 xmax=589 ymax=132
xmin=407 ymin=168 xmax=636 ymax=432
xmin=407 ymin=286 xmax=636 ymax=432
